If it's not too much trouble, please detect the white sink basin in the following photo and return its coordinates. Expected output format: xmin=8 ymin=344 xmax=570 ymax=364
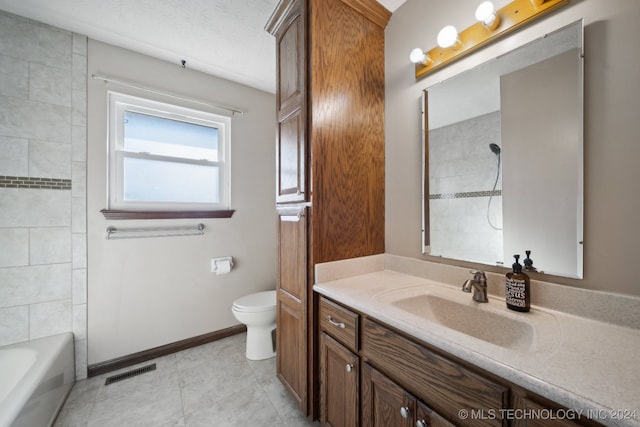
xmin=377 ymin=284 xmax=559 ymax=352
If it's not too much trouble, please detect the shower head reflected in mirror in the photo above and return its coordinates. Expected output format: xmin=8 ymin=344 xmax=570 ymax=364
xmin=487 ymin=142 xmax=502 ymax=231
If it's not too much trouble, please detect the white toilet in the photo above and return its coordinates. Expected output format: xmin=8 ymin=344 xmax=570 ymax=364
xmin=231 ymin=290 xmax=277 ymax=360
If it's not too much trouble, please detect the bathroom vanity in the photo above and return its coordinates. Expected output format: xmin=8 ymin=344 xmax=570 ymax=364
xmin=315 ymin=255 xmax=640 ymax=427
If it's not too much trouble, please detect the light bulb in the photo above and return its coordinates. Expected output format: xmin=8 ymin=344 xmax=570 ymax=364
xmin=409 ymin=48 xmax=429 ymax=65
xmin=437 ymin=25 xmax=461 ymax=49
xmin=475 ymin=1 xmax=499 ymax=29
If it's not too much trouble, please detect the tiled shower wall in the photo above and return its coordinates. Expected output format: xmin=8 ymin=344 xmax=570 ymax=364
xmin=0 ymin=11 xmax=88 ymax=379
xmin=428 ymin=111 xmax=503 ymax=265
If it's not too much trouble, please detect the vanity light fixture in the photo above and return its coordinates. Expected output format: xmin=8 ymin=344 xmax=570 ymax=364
xmin=437 ymin=25 xmax=462 ymax=49
xmin=409 ymin=48 xmax=431 ymax=65
xmin=411 ymin=0 xmax=568 ymax=79
xmin=475 ymin=1 xmax=500 ymax=30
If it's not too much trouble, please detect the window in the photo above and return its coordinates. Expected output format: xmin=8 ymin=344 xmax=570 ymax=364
xmin=107 ymin=92 xmax=231 ymax=213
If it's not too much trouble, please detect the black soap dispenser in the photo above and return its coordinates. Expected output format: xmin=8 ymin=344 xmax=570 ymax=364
xmin=505 ymin=254 xmax=530 ymax=312
xmin=523 ymin=250 xmax=537 ymax=273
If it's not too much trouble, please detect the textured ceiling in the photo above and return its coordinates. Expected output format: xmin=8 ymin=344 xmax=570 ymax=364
xmin=0 ymin=0 xmax=406 ymax=94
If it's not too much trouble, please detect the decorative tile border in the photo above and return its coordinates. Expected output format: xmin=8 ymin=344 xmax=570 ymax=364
xmin=430 ymin=190 xmax=501 ymax=200
xmin=0 ymin=176 xmax=72 ymax=190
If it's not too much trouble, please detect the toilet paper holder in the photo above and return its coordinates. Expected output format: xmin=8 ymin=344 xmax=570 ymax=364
xmin=211 ymin=256 xmax=234 ymax=275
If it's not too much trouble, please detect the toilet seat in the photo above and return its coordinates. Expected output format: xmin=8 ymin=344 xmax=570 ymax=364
xmin=232 ymin=290 xmax=276 ymax=313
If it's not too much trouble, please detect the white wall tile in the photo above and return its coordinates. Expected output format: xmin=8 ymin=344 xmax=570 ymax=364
xmin=29 ymin=226 xmax=72 ymax=265
xmin=428 ymin=111 xmax=503 ymax=264
xmin=72 ymin=53 xmax=87 ymax=93
xmin=429 ymin=160 xmax=448 ymax=179
xmin=0 ymin=188 xmax=71 ymax=227
xmin=72 ymin=268 xmax=87 ymax=304
xmin=0 ymin=96 xmax=71 ymax=143
xmin=435 ymin=176 xmax=462 ymax=194
xmin=72 ymin=233 xmax=87 ymax=269
xmin=0 ymin=228 xmax=28 ymax=267
xmin=72 ymin=92 xmax=87 ymax=127
xmin=0 ymin=305 xmax=28 ymax=346
xmin=0 ymin=135 xmax=29 ymax=176
xmin=0 ymin=54 xmax=28 ymax=98
xmin=29 ymin=139 xmax=72 ymax=179
xmin=74 ymin=338 xmax=88 ymax=380
xmin=429 ymin=111 xmax=501 ymax=193
xmin=0 ymin=12 xmax=71 ymax=70
xmin=29 ymin=62 xmax=72 ymax=107
xmin=0 ymin=11 xmax=87 ymax=376
xmin=72 ymin=197 xmax=87 ymax=233
xmin=0 ymin=263 xmax=71 ymax=307
xmin=71 ymin=161 xmax=86 ymax=198
xmin=73 ymin=303 xmax=86 ymax=340
xmin=30 ymin=299 xmax=72 ymax=339
xmin=72 ymin=125 xmax=87 ymax=161
xmin=72 ymin=33 xmax=87 ymax=56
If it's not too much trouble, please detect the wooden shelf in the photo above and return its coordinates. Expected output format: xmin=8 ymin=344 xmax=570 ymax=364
xmin=100 ymin=209 xmax=235 ymax=220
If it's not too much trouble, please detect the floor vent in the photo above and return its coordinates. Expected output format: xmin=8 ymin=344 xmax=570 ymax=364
xmin=104 ymin=363 xmax=156 ymax=385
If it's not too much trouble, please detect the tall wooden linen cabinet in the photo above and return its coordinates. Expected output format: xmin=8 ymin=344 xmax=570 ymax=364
xmin=266 ymin=0 xmax=390 ymax=419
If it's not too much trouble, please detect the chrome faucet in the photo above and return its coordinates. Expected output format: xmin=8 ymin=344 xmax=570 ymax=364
xmin=462 ymin=270 xmax=488 ymax=303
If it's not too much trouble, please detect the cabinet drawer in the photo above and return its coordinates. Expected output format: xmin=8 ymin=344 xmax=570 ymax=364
xmin=363 ymin=318 xmax=507 ymax=427
xmin=319 ymin=297 xmax=359 ymax=352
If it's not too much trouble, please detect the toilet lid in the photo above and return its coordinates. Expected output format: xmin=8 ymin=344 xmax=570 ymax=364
xmin=233 ymin=290 xmax=276 ymax=313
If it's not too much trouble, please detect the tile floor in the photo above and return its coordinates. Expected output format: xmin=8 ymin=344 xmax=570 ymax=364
xmin=54 ymin=333 xmax=320 ymax=426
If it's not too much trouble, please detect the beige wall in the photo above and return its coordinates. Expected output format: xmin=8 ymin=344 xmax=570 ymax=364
xmin=385 ymin=0 xmax=640 ymax=296
xmin=87 ymin=40 xmax=276 ymax=364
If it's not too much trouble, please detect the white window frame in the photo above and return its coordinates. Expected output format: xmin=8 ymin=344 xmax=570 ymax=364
xmin=107 ymin=91 xmax=231 ymax=211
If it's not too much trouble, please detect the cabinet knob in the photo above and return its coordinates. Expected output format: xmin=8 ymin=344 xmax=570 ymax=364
xmin=416 ymin=420 xmax=428 ymax=427
xmin=400 ymin=406 xmax=411 ymax=419
xmin=345 ymin=363 xmax=354 ymax=373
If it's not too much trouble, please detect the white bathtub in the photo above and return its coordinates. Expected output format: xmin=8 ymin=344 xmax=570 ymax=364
xmin=0 ymin=333 xmax=75 ymax=427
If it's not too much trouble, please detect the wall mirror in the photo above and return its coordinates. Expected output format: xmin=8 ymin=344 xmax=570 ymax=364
xmin=422 ymin=20 xmax=584 ymax=279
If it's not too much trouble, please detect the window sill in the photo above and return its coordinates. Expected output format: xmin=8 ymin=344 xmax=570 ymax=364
xmin=100 ymin=209 xmax=235 ymax=220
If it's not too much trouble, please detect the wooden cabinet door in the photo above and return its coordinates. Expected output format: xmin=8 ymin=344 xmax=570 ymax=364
xmin=362 ymin=364 xmax=415 ymax=427
xmin=416 ymin=401 xmax=456 ymax=427
xmin=277 ymin=290 xmax=306 ymax=411
xmin=276 ymin=207 xmax=308 ymax=411
xmin=273 ymin=0 xmax=307 ymax=204
xmin=320 ymin=333 xmax=359 ymax=427
xmin=277 ymin=208 xmax=307 ymax=300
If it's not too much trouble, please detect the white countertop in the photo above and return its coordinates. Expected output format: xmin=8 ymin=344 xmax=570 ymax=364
xmin=314 ymin=267 xmax=640 ymax=427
